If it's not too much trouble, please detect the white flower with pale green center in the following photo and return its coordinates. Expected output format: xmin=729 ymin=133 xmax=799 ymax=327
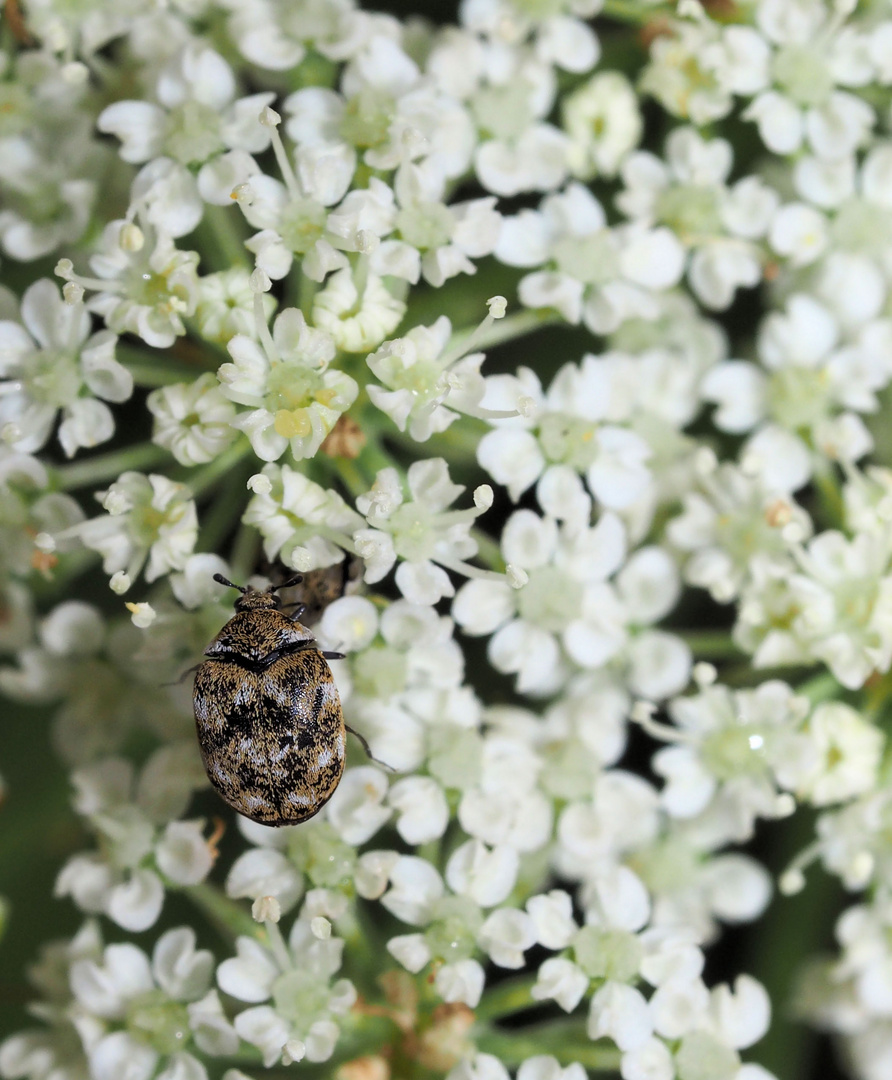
xmin=562 ymin=70 xmax=643 ymax=180
xmin=74 ymin=471 xmax=198 ymax=586
xmin=67 ymin=926 xmax=231 ymax=1080
xmin=739 ymin=528 xmax=892 ymax=689
xmin=617 ymin=127 xmax=778 ymax=310
xmin=284 ymin=35 xmax=475 ymax=179
xmin=376 ymin=160 xmax=502 ymax=287
xmin=243 ymin=462 xmax=364 ymax=571
xmin=460 ymin=0 xmax=601 ymax=74
xmin=97 ymin=41 xmax=274 ymax=208
xmin=312 ymin=267 xmax=406 ymax=354
xmin=224 ymin=0 xmax=369 ymax=72
xmin=651 ymin=679 xmax=809 ymax=830
xmin=238 ymin=136 xmax=355 ymax=282
xmin=743 ymin=0 xmax=875 ymax=160
xmin=0 ymin=278 xmax=130 ymax=457
xmin=58 ymin=221 xmax=200 ymax=349
xmin=0 ymin=449 xmax=83 ymax=579
xmin=497 ymin=182 xmax=684 ymax=335
xmin=218 ymin=306 xmax=357 ymax=461
xmin=148 ymin=373 xmax=238 ymax=467
xmin=667 ymin=457 xmax=811 ymax=602
xmin=216 ymin=895 xmax=356 ymax=1066
xmin=366 ymin=316 xmax=511 ymax=442
xmin=353 ymin=457 xmax=500 ymax=604
xmin=195 ymin=268 xmax=276 ymax=344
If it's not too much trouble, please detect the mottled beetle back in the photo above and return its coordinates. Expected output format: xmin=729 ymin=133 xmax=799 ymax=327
xmin=193 ymin=578 xmax=346 ymax=825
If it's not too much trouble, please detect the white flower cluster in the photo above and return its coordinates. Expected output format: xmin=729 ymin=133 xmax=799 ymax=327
xmin=2 ymin=0 xmax=892 ymax=1079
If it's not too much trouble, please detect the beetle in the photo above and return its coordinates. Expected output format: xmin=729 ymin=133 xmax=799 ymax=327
xmin=193 ymin=572 xmax=357 ymax=826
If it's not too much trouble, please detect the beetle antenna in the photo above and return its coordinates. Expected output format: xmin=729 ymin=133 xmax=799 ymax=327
xmin=272 ymin=575 xmax=304 ymax=591
xmin=213 ymin=573 xmax=248 ymax=593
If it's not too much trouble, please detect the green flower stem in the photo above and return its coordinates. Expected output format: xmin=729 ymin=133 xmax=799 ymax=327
xmin=450 ymin=309 xmax=561 ymax=356
xmin=116 ymin=343 xmax=201 ymax=387
xmin=477 ymin=1022 xmax=621 ymax=1071
xmin=475 ymin=974 xmax=538 ymax=1020
xmin=55 ymin=442 xmax=170 ymax=491
xmin=812 ymin=464 xmax=844 ymax=529
xmin=198 ymin=203 xmax=251 ymax=272
xmin=389 ymin=422 xmax=485 ymax=464
xmin=230 ymin=521 xmax=262 ymax=582
xmin=470 ymin=526 xmax=504 ymax=572
xmin=183 ymin=882 xmax=259 ymax=942
xmin=797 ymin=670 xmax=842 ymax=706
xmin=677 ymin=631 xmax=745 ymax=659
xmin=198 ymin=456 xmax=257 ymax=555
xmin=295 ymin=266 xmax=319 ymax=319
xmin=180 ymin=438 xmax=254 ymax=498
xmin=602 ymin=0 xmax=672 ymax=24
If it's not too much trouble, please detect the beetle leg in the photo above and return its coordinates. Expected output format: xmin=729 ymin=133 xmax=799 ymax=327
xmin=163 ymin=663 xmax=201 ymax=687
xmin=346 ymin=724 xmax=395 ymax=771
xmin=282 ymin=602 xmax=307 ymax=620
xmin=322 ymin=650 xmax=345 ymax=660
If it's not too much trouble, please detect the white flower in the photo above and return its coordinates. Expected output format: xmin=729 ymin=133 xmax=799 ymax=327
xmin=0 ymin=278 xmax=130 ymax=456
xmin=148 ymin=374 xmax=237 ymax=466
xmin=218 ymin=306 xmax=357 ymax=461
xmin=76 ymin=472 xmax=198 ymax=585
xmin=563 ymin=71 xmax=642 ymax=179
xmin=61 ymin=221 xmax=200 ymax=349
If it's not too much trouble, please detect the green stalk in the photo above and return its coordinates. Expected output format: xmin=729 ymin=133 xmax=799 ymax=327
xmin=116 ymin=343 xmax=201 ymax=387
xmin=677 ymin=630 xmax=745 ymax=659
xmin=449 ymin=309 xmax=561 ymax=356
xmin=477 ymin=1022 xmax=621 ymax=1071
xmin=602 ymin=0 xmax=672 ymax=23
xmin=198 ymin=204 xmax=251 ymax=272
xmin=181 ymin=438 xmax=254 ymax=498
xmin=183 ymin=882 xmax=260 ymax=943
xmin=56 ymin=443 xmax=170 ymax=492
xmin=475 ymin=974 xmax=538 ymax=1021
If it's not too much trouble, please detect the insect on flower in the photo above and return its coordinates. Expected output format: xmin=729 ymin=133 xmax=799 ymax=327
xmin=193 ymin=572 xmax=358 ymax=826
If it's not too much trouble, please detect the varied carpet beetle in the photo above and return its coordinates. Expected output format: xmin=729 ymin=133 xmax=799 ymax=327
xmin=193 ymin=573 xmax=349 ymax=827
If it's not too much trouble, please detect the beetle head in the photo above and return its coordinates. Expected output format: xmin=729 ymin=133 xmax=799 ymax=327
xmin=213 ymin=573 xmax=303 ymax=612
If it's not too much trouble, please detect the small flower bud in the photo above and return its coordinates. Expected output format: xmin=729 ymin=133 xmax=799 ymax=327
xmin=506 ymin=563 xmax=528 ymax=589
xmin=630 ymin=700 xmax=657 ymax=724
xmin=102 ymin=489 xmax=130 ymax=515
xmin=119 ymin=223 xmax=145 ymax=252
xmin=61 ymin=61 xmax=89 ymax=84
xmin=231 ymin=183 xmax=255 ymax=205
xmin=247 ymin=473 xmax=273 ymax=495
xmin=252 ymin=895 xmax=281 ymax=923
xmin=692 ymin=662 xmax=717 ymax=688
xmin=487 ymin=295 xmax=507 ymax=318
xmin=62 ymin=281 xmax=85 ymax=305
xmin=310 ymin=916 xmax=332 ymax=939
xmin=125 ymin=602 xmax=156 ymax=628
xmin=282 ymin=1040 xmax=306 ymax=1065
xmin=473 ymin=484 xmax=494 ymax=511
xmin=849 ymin=851 xmax=874 ymax=886
xmin=694 ymin=446 xmax=718 ymax=476
xmin=516 ymin=395 xmax=535 ymax=417
xmin=356 ymin=229 xmax=379 ymax=254
xmin=779 ymin=869 xmax=805 ymax=896
xmin=781 ymin=522 xmax=805 ymax=544
xmin=250 ymin=268 xmax=272 ymax=293
xmin=774 ymin=794 xmax=796 ymax=818
xmin=55 ymin=258 xmax=74 ymax=279
xmin=1 ymin=422 xmax=21 ymax=444
xmin=110 ymin=571 xmax=131 ymax=595
xmin=288 ymin=546 xmax=314 ymax=571
xmin=259 ymin=105 xmax=281 ymax=128
xmin=34 ymin=532 xmax=56 ymax=553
